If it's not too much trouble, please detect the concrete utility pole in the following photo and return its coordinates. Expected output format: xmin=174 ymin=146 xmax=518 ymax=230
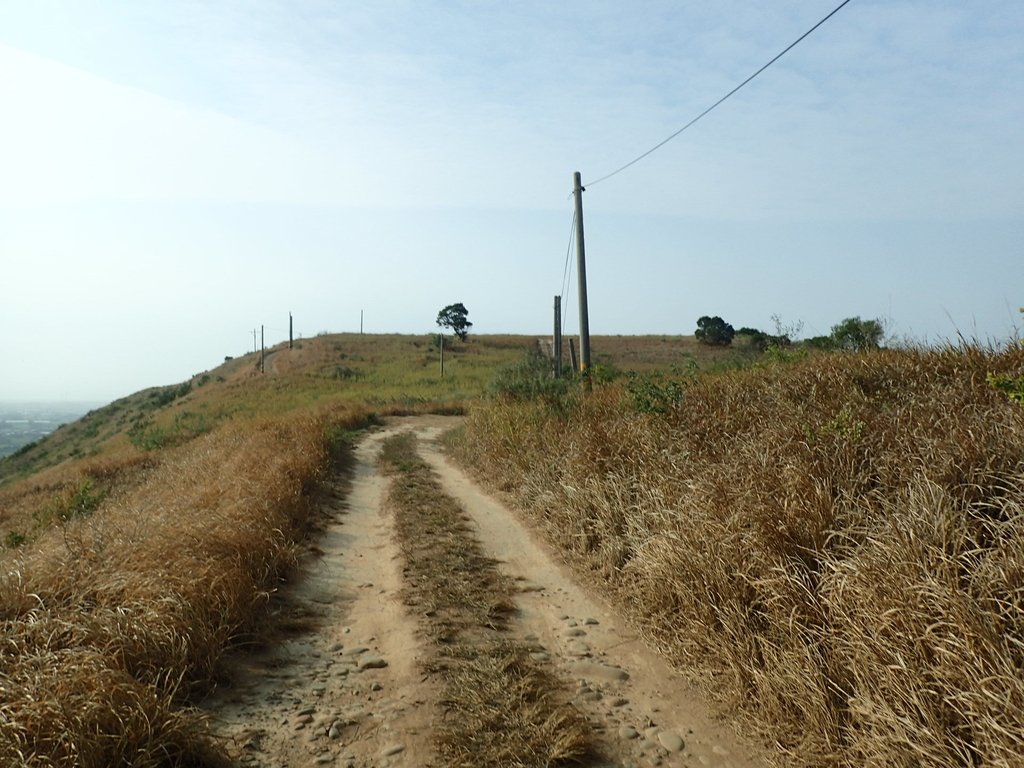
xmin=553 ymin=295 xmax=562 ymax=378
xmin=572 ymin=171 xmax=592 ymax=387
xmin=289 ymin=312 xmax=293 ymax=349
xmin=253 ymin=328 xmax=257 ymax=355
xmin=360 ymin=310 xmax=364 ymax=335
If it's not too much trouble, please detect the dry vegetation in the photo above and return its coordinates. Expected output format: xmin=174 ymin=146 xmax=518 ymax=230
xmin=0 ymin=401 xmax=374 ymax=765
xmin=0 ymin=333 xmax=533 ymax=486
xmin=9 ymin=329 xmax=1018 ymax=767
xmin=455 ymin=343 xmax=1024 ymax=767
xmin=379 ymin=432 xmax=591 ymax=767
xmin=0 ymin=332 xmax=711 ymax=767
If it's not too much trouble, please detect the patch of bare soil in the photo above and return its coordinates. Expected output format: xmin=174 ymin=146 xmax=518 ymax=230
xmin=203 ymin=416 xmax=768 ymax=768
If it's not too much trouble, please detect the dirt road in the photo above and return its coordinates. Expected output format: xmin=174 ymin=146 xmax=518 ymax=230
xmin=203 ymin=416 xmax=767 ymax=768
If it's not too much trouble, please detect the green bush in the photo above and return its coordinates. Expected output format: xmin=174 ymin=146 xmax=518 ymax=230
xmin=695 ymin=315 xmax=735 ymax=346
xmin=805 ymin=335 xmax=836 ymax=350
xmin=989 ymin=371 xmax=1024 ymax=405
xmin=331 ymin=365 xmax=362 ymax=380
xmin=831 ymin=316 xmax=885 ymax=351
xmin=626 ymin=372 xmax=687 ymax=414
xmin=491 ymin=350 xmax=575 ymax=411
xmin=33 ymin=478 xmax=107 ymax=529
xmin=149 ymin=381 xmax=193 ymax=408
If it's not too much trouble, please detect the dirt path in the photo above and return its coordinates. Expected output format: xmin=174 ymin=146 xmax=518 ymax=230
xmin=203 ymin=416 xmax=767 ymax=768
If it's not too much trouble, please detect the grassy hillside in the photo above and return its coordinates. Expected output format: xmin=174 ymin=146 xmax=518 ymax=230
xmin=0 ymin=333 xmax=525 ymax=484
xmin=454 ymin=342 xmax=1024 ymax=768
xmin=10 ymin=330 xmax=1017 ymax=767
xmin=0 ymin=332 xmax=749 ymax=488
xmin=0 ymin=331 xmax=744 ymax=767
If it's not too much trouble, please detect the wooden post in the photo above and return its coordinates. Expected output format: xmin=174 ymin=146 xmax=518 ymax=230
xmin=289 ymin=312 xmax=293 ymax=349
xmin=439 ymin=334 xmax=445 ymax=378
xmin=572 ymin=171 xmax=592 ymax=389
xmin=569 ymin=338 xmax=578 ymax=375
xmin=553 ymin=295 xmax=562 ymax=378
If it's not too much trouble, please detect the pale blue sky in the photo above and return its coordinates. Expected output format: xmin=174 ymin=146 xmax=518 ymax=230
xmin=1 ymin=1 xmax=1021 ymax=401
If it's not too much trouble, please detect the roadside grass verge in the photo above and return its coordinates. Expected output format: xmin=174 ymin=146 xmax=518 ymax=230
xmin=379 ymin=432 xmax=591 ymax=767
xmin=0 ymin=402 xmax=372 ymax=766
xmin=455 ymin=343 xmax=1024 ymax=768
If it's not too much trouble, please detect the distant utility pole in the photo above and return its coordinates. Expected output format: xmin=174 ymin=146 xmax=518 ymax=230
xmin=289 ymin=312 xmax=293 ymax=349
xmin=260 ymin=325 xmax=265 ymax=373
xmin=360 ymin=310 xmax=364 ymax=335
xmin=573 ymin=171 xmax=592 ymax=388
xmin=253 ymin=328 xmax=257 ymax=355
xmin=439 ymin=334 xmax=444 ymax=378
xmin=553 ymin=295 xmax=562 ymax=378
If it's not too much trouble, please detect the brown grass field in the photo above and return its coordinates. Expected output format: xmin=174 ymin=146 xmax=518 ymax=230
xmin=2 ymin=331 xmax=1022 ymax=766
xmin=455 ymin=342 xmax=1024 ymax=767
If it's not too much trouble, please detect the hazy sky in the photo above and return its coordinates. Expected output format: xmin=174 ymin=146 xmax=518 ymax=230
xmin=2 ymin=1 xmax=1022 ymax=402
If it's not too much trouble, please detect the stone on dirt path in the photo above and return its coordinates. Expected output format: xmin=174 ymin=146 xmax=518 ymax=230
xmin=658 ymin=730 xmax=686 ymax=752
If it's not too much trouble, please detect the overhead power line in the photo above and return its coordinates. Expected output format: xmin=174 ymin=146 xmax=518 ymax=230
xmin=560 ymin=209 xmax=576 ymax=305
xmin=587 ymin=0 xmax=854 ymax=188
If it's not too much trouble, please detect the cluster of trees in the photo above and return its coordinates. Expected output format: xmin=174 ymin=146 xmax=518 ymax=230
xmin=433 ymin=302 xmax=886 ymax=355
xmin=693 ymin=316 xmax=793 ymax=350
xmin=695 ymin=314 xmax=885 ymax=352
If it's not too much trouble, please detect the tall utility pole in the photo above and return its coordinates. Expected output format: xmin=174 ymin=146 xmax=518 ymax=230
xmin=253 ymin=328 xmax=257 ymax=355
xmin=360 ymin=310 xmax=364 ymax=335
xmin=572 ymin=171 xmax=592 ymax=386
xmin=553 ymin=295 xmax=562 ymax=378
xmin=289 ymin=312 xmax=293 ymax=349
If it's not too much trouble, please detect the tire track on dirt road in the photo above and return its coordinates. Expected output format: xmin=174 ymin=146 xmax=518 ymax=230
xmin=203 ymin=426 xmax=439 ymax=767
xmin=203 ymin=416 xmax=767 ymax=768
xmin=415 ymin=419 xmax=767 ymax=768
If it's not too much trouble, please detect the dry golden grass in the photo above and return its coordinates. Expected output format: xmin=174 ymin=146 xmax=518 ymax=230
xmin=0 ymin=402 xmax=372 ymax=766
xmin=455 ymin=343 xmax=1024 ymax=767
xmin=379 ymin=432 xmax=591 ymax=767
xmin=0 ymin=332 xmax=754 ymax=766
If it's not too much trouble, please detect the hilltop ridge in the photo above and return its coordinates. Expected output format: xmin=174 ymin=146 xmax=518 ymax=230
xmin=0 ymin=332 xmax=753 ymax=485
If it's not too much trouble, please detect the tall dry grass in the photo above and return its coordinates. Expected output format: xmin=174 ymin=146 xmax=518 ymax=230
xmin=456 ymin=344 xmax=1024 ymax=767
xmin=0 ymin=403 xmax=370 ymax=766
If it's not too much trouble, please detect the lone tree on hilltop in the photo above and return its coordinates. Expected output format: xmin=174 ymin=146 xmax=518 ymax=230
xmin=830 ymin=316 xmax=885 ymax=352
xmin=695 ymin=315 xmax=735 ymax=346
xmin=437 ymin=302 xmax=473 ymax=342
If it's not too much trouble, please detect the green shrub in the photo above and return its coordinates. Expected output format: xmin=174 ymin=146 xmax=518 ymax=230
xmin=626 ymin=372 xmax=687 ymax=414
xmin=12 ymin=439 xmax=38 ymax=458
xmin=805 ymin=335 xmax=836 ymax=350
xmin=34 ymin=478 xmax=107 ymax=529
xmin=491 ymin=350 xmax=576 ymax=411
xmin=695 ymin=315 xmax=735 ymax=346
xmin=149 ymin=381 xmax=193 ymax=408
xmin=989 ymin=371 xmax=1024 ymax=405
xmin=831 ymin=316 xmax=885 ymax=351
xmin=331 ymin=365 xmax=362 ymax=380
xmin=128 ymin=411 xmax=211 ymax=451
